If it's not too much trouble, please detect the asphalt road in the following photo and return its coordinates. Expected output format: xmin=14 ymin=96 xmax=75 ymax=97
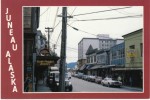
xmin=70 ymin=77 xmax=143 ymax=92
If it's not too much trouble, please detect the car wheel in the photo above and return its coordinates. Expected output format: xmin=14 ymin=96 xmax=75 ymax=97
xmin=118 ymin=85 xmax=121 ymax=88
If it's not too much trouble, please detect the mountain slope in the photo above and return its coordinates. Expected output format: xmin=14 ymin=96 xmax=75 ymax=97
xmin=67 ymin=62 xmax=77 ymax=69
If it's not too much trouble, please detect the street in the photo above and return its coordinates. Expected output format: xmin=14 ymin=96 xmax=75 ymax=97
xmin=70 ymin=77 xmax=142 ymax=92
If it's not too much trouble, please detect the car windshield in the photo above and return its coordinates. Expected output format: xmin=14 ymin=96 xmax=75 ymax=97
xmin=55 ymin=73 xmax=69 ymax=80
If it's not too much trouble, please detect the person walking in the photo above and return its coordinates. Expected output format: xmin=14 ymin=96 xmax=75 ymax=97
xmin=24 ymin=74 xmax=32 ymax=92
xmin=129 ymin=76 xmax=133 ymax=87
xmin=118 ymin=76 xmax=122 ymax=82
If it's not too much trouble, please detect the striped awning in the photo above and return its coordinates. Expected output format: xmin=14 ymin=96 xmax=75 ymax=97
xmin=79 ymin=64 xmax=87 ymax=70
xmin=101 ymin=65 xmax=116 ymax=68
xmin=90 ymin=65 xmax=102 ymax=69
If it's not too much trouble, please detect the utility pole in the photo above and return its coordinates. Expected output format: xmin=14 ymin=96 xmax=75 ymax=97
xmin=45 ymin=27 xmax=53 ymax=51
xmin=59 ymin=7 xmax=67 ymax=92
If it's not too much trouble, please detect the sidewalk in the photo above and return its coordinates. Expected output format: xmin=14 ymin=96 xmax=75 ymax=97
xmin=36 ymin=80 xmax=52 ymax=92
xmin=122 ymin=86 xmax=143 ymax=91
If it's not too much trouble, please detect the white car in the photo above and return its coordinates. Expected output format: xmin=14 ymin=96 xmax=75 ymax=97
xmin=101 ymin=78 xmax=122 ymax=87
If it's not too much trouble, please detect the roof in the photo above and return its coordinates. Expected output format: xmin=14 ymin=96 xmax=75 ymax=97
xmin=96 ymin=49 xmax=110 ymax=54
xmin=90 ymin=65 xmax=102 ymax=69
xmin=110 ymin=42 xmax=125 ymax=50
xmin=122 ymin=29 xmax=143 ymax=38
xmin=86 ymin=45 xmax=98 ymax=55
xmin=78 ymin=38 xmax=99 ymax=45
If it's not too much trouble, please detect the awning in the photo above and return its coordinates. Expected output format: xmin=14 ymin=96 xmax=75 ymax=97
xmin=90 ymin=65 xmax=102 ymax=69
xmin=112 ymin=67 xmax=142 ymax=71
xmin=86 ymin=64 xmax=94 ymax=70
xmin=79 ymin=64 xmax=87 ymax=70
xmin=101 ymin=65 xmax=116 ymax=68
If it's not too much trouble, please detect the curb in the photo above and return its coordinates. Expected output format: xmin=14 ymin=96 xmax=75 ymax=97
xmin=122 ymin=86 xmax=143 ymax=91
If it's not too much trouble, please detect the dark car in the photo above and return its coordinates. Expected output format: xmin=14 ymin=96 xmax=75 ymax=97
xmin=49 ymin=71 xmax=73 ymax=92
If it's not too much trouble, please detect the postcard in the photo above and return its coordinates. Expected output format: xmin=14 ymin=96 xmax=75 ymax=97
xmin=1 ymin=0 xmax=150 ymax=99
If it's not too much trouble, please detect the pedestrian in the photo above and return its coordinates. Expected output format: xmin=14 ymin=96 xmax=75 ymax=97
xmin=24 ymin=74 xmax=32 ymax=92
xmin=118 ymin=76 xmax=122 ymax=82
xmin=129 ymin=77 xmax=132 ymax=87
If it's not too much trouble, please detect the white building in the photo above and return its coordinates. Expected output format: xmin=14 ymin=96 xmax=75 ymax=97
xmin=99 ymin=39 xmax=116 ymax=50
xmin=97 ymin=34 xmax=111 ymax=39
xmin=78 ymin=38 xmax=99 ymax=60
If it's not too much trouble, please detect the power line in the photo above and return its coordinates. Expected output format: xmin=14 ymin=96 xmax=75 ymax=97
xmin=66 ymin=56 xmax=78 ymax=58
xmin=109 ymin=7 xmax=142 ymax=15
xmin=45 ymin=7 xmax=51 ymax=29
xmin=71 ymin=14 xmax=142 ymax=21
xmin=40 ymin=7 xmax=50 ymax=16
xmin=71 ymin=7 xmax=77 ymax=16
xmin=52 ymin=7 xmax=60 ymax=28
xmin=55 ymin=30 xmax=62 ymax=46
xmin=53 ymin=20 xmax=61 ymax=29
xmin=67 ymin=24 xmax=97 ymax=36
xmin=50 ymin=39 xmax=78 ymax=52
xmin=50 ymin=7 xmax=60 ymax=41
xmin=72 ymin=6 xmax=132 ymax=17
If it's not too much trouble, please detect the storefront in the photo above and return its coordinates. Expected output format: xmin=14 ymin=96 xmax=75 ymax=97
xmin=112 ymin=67 xmax=143 ymax=88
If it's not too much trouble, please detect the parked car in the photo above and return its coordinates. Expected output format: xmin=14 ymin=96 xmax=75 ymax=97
xmin=48 ymin=71 xmax=73 ymax=92
xmin=86 ymin=75 xmax=91 ymax=81
xmin=77 ymin=73 xmax=84 ymax=79
xmin=95 ymin=76 xmax=102 ymax=84
xmin=82 ymin=75 xmax=88 ymax=80
xmin=72 ymin=74 xmax=78 ymax=77
xmin=86 ymin=75 xmax=95 ymax=82
xmin=89 ymin=75 xmax=96 ymax=82
xmin=101 ymin=77 xmax=122 ymax=87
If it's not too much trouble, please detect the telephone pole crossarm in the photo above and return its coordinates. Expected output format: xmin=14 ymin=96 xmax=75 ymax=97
xmin=45 ymin=27 xmax=53 ymax=51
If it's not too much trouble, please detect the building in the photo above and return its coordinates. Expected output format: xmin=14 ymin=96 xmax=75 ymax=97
xmin=123 ymin=29 xmax=143 ymax=68
xmin=78 ymin=38 xmax=99 ymax=69
xmin=110 ymin=42 xmax=125 ymax=67
xmin=85 ymin=45 xmax=98 ymax=75
xmin=94 ymin=49 xmax=110 ymax=77
xmin=113 ymin=29 xmax=143 ymax=88
xmin=80 ymin=44 xmax=111 ymax=77
xmin=99 ymin=39 xmax=116 ymax=50
xmin=110 ymin=42 xmax=125 ymax=82
xmin=24 ymin=7 xmax=40 ymax=92
xmin=24 ymin=7 xmax=40 ymax=78
xmin=35 ymin=30 xmax=47 ymax=55
xmin=78 ymin=35 xmax=119 ymax=69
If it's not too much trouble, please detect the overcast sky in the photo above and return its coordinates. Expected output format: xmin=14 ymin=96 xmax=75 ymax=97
xmin=37 ymin=6 xmax=143 ymax=63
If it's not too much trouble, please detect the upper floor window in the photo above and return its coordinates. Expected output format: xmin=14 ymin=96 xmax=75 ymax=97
xmin=130 ymin=45 xmax=135 ymax=49
xmin=94 ymin=55 xmax=96 ymax=62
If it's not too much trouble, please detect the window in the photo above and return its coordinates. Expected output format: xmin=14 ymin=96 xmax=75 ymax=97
xmin=87 ymin=57 xmax=89 ymax=63
xmin=112 ymin=52 xmax=116 ymax=59
xmin=94 ymin=55 xmax=96 ymax=62
xmin=91 ymin=56 xmax=93 ymax=63
xmin=140 ymin=43 xmax=143 ymax=57
xmin=130 ymin=45 xmax=135 ymax=49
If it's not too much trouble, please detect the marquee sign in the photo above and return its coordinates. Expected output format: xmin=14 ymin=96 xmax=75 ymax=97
xmin=36 ymin=60 xmax=55 ymax=66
